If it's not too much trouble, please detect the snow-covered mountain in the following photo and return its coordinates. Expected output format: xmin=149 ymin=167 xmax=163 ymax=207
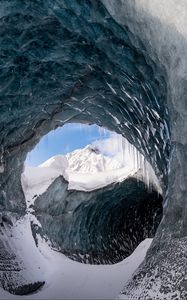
xmin=22 ymin=144 xmax=161 ymax=201
xmin=66 ymin=145 xmax=123 ymax=173
xmin=22 ymin=145 xmax=136 ymax=197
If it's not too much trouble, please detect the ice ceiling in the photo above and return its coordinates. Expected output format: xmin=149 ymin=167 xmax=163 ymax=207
xmin=0 ymin=0 xmax=187 ymax=299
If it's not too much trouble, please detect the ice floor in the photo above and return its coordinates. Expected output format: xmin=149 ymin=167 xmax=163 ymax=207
xmin=0 ymin=215 xmax=152 ymax=299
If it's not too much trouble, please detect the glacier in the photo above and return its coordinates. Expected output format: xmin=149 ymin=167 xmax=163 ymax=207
xmin=0 ymin=0 xmax=186 ymax=298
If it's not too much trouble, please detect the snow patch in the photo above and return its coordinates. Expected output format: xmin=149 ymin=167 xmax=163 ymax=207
xmin=0 ymin=213 xmax=152 ymax=299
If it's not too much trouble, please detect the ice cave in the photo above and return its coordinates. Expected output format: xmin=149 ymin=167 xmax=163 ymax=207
xmin=0 ymin=0 xmax=187 ymax=299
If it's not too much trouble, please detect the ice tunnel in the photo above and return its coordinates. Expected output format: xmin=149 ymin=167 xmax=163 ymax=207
xmin=0 ymin=0 xmax=187 ymax=299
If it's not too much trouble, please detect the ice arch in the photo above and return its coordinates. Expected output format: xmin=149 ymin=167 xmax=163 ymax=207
xmin=0 ymin=0 xmax=186 ymax=298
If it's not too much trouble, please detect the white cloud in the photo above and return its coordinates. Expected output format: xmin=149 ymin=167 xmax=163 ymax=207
xmin=92 ymin=133 xmax=136 ymax=168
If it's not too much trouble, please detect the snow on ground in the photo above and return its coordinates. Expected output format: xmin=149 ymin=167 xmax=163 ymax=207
xmin=0 ymin=212 xmax=152 ymax=299
xmin=22 ymin=155 xmax=68 ymax=197
xmin=68 ymin=166 xmax=135 ymax=191
xmin=10 ymin=144 xmax=154 ymax=299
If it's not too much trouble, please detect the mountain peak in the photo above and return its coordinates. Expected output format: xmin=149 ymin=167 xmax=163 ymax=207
xmin=66 ymin=144 xmax=122 ymax=174
xmin=83 ymin=144 xmax=100 ymax=154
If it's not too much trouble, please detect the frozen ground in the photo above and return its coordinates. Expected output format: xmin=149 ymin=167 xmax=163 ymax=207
xmin=0 ymin=214 xmax=152 ymax=299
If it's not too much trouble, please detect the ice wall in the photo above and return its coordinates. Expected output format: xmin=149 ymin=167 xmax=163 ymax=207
xmin=0 ymin=0 xmax=183 ymax=297
xmin=33 ymin=175 xmax=162 ymax=265
xmin=101 ymin=0 xmax=187 ymax=298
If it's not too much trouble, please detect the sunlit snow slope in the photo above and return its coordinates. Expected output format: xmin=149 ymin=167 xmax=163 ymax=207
xmin=23 ymin=144 xmax=160 ymax=196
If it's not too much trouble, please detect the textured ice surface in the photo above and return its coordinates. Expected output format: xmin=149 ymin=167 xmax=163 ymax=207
xmin=101 ymin=0 xmax=187 ymax=298
xmin=0 ymin=218 xmax=152 ymax=300
xmin=0 ymin=0 xmax=186 ymax=298
xmin=23 ymin=168 xmax=162 ymax=265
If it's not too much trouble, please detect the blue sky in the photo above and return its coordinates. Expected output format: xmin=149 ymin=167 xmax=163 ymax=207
xmin=26 ymin=123 xmax=111 ymax=166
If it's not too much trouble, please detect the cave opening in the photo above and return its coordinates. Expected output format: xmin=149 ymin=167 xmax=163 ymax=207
xmin=22 ymin=122 xmax=163 ymax=265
